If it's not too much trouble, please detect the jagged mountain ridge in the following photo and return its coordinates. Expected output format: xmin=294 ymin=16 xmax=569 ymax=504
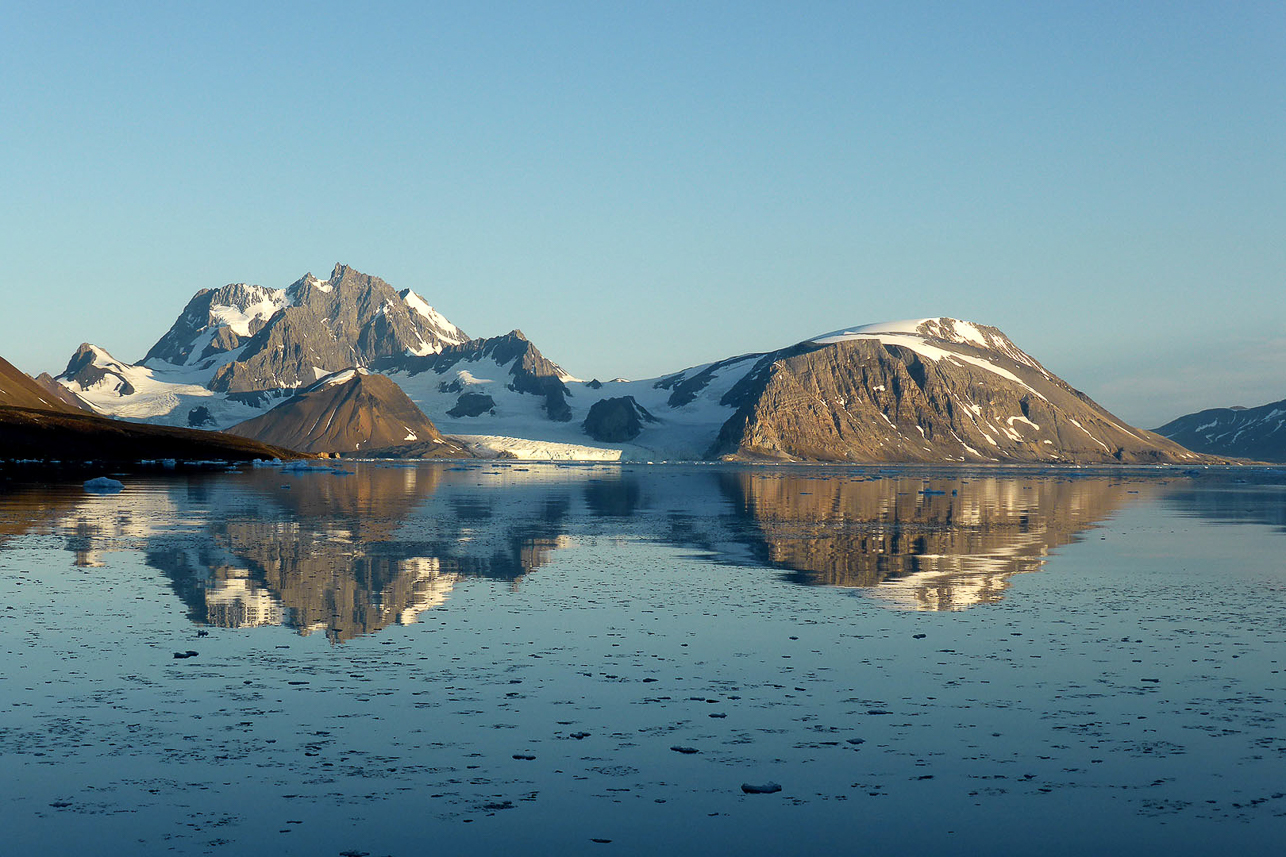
xmin=1155 ymin=398 xmax=1286 ymax=462
xmin=53 ymin=265 xmax=578 ymax=435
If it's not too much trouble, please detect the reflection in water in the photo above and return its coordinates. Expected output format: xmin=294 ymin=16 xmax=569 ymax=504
xmin=1162 ymin=480 xmax=1286 ymax=532
xmin=721 ymin=471 xmax=1149 ymax=610
xmin=5 ymin=465 xmax=1266 ymax=637
xmin=144 ymin=466 xmax=580 ymax=642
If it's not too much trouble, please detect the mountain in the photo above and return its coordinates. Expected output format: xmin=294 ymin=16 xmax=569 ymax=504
xmin=0 ymin=355 xmax=83 ymax=412
xmin=415 ymin=317 xmax=1204 ymax=464
xmin=226 ymin=369 xmax=467 ymax=457
xmin=704 ymin=319 xmax=1204 ymax=464
xmin=51 ymin=263 xmax=1214 ymax=464
xmin=32 ymin=372 xmax=93 ymax=412
xmin=53 ymin=265 xmax=583 ymax=439
xmin=5 ymin=349 xmax=305 ymax=463
xmin=1154 ymin=398 xmax=1286 ymax=462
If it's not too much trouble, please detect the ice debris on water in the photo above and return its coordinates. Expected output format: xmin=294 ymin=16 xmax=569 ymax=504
xmin=83 ymin=477 xmax=124 ymax=493
xmin=281 ymin=461 xmax=334 ymax=472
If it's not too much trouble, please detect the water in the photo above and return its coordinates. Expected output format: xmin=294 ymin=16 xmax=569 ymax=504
xmin=1 ymin=463 xmax=1284 ymax=855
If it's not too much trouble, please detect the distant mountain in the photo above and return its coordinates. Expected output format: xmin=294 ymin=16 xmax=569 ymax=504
xmin=226 ymin=369 xmax=467 ymax=457
xmin=1154 ymin=397 xmax=1286 ymax=462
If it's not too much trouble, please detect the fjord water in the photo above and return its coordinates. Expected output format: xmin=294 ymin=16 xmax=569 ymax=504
xmin=1 ymin=464 xmax=1283 ymax=855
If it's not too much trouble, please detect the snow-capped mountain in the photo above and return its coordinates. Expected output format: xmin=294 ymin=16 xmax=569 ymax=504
xmin=48 ymin=264 xmax=1212 ymax=463
xmin=56 ymin=264 xmax=472 ymax=427
xmin=1155 ymin=397 xmax=1286 ymax=462
xmin=703 ymin=318 xmax=1201 ymax=463
xmin=372 ymin=316 xmax=1207 ymax=463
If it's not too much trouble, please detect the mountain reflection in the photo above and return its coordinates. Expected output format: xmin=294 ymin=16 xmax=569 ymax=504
xmin=716 ymin=471 xmax=1150 ymax=610
xmin=1 ymin=464 xmax=1231 ymax=638
xmin=143 ymin=465 xmax=580 ymax=642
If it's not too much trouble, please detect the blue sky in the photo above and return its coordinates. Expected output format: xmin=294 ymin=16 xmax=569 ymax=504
xmin=2 ymin=1 xmax=1282 ymax=427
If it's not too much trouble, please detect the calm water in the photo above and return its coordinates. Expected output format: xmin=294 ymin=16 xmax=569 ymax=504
xmin=1 ymin=463 xmax=1284 ymax=855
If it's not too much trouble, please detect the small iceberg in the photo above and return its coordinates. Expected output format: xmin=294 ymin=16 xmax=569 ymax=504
xmin=83 ymin=477 xmax=124 ymax=494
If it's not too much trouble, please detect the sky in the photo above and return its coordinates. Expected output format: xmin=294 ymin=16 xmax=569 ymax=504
xmin=1 ymin=1 xmax=1282 ymax=428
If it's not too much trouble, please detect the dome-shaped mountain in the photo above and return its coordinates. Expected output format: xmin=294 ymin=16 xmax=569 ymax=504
xmin=704 ymin=318 xmax=1205 ymax=463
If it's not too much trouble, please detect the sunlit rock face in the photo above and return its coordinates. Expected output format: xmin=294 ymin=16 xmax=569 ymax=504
xmin=722 ymin=470 xmax=1153 ymax=610
xmin=225 ymin=369 xmax=465 ymax=457
xmin=711 ymin=322 xmax=1206 ymax=464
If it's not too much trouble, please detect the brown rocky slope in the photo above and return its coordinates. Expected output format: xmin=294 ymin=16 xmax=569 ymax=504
xmin=226 ymin=369 xmax=468 ymax=457
xmin=709 ymin=319 xmax=1214 ymax=464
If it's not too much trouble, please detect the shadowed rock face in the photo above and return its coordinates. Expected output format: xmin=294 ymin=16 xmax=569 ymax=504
xmin=448 ymin=392 xmax=497 ymax=418
xmin=709 ymin=331 xmax=1207 ymax=464
xmin=582 ymin=396 xmax=657 ymax=442
xmin=226 ymin=370 xmax=464 ymax=456
xmin=1155 ymin=398 xmax=1286 ymax=462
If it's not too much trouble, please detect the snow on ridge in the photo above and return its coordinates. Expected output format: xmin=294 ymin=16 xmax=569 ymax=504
xmin=811 ymin=317 xmax=1050 ymax=383
xmin=401 ymin=289 xmax=467 ymax=344
xmin=318 ymin=368 xmax=370 ymax=388
xmin=813 ymin=317 xmax=1004 ymax=347
xmin=207 ymin=285 xmax=291 ymax=337
xmin=813 ymin=319 xmax=938 ymax=341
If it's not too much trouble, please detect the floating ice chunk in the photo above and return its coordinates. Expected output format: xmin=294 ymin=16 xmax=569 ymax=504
xmin=83 ymin=477 xmax=124 ymax=494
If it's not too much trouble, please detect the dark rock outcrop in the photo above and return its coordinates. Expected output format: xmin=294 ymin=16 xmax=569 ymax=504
xmin=447 ymin=392 xmax=496 ymax=418
xmin=188 ymin=406 xmax=216 ymax=427
xmin=582 ymin=396 xmax=657 ymax=442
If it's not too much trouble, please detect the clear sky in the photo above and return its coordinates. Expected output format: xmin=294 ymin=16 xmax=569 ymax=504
xmin=2 ymin=1 xmax=1282 ymax=428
